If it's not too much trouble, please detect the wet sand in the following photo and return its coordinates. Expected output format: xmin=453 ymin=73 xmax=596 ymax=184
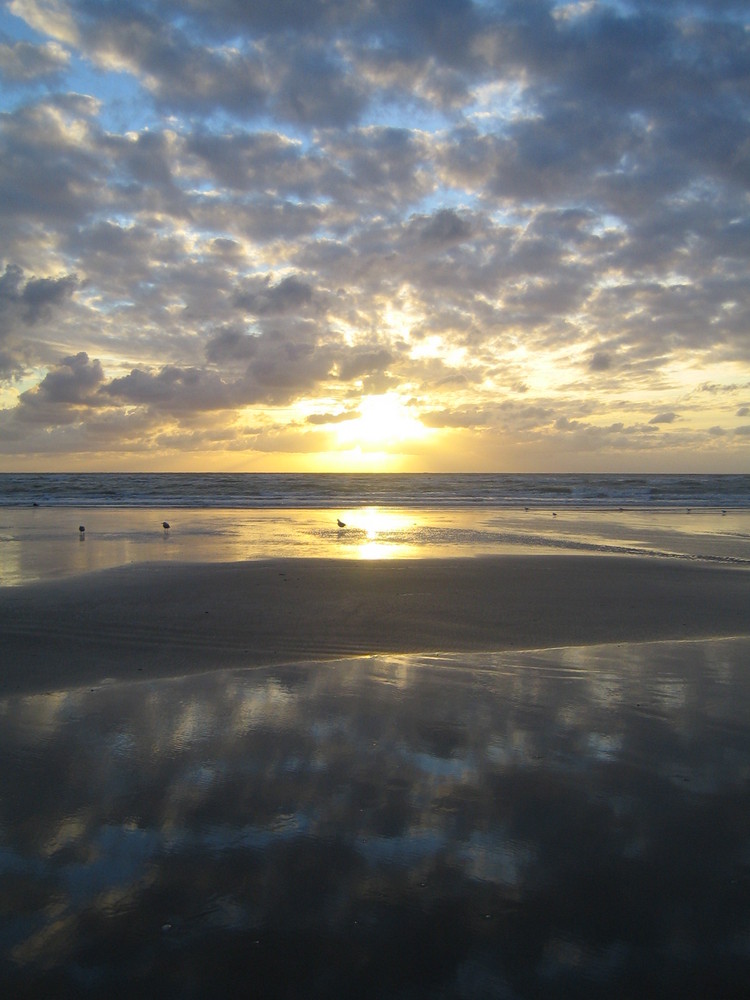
xmin=2 ymin=554 xmax=750 ymax=996
xmin=1 ymin=555 xmax=750 ymax=695
xmin=2 ymin=640 xmax=750 ymax=997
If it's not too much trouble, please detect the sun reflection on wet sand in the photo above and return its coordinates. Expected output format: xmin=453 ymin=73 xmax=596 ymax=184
xmin=336 ymin=506 xmax=425 ymax=559
xmin=3 ymin=505 xmax=750 ymax=585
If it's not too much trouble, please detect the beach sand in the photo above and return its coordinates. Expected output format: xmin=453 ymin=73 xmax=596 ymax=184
xmin=1 ymin=554 xmax=749 ymax=695
xmin=3 ymin=556 xmax=750 ymax=996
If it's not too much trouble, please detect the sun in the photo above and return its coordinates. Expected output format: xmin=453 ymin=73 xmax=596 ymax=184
xmin=336 ymin=393 xmax=430 ymax=451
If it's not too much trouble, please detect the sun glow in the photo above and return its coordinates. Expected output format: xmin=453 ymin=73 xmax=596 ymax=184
xmin=335 ymin=394 xmax=431 ymax=450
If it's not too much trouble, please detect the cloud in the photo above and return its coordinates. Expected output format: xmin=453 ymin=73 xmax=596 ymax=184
xmin=0 ymin=38 xmax=69 ymax=82
xmin=12 ymin=352 xmax=104 ymax=425
xmin=588 ymin=352 xmax=613 ymax=373
xmin=421 ymin=406 xmax=493 ymax=430
xmin=89 ymin=11 xmax=269 ymax=118
xmin=33 ymin=351 xmax=102 ymax=402
xmin=0 ymin=96 xmax=105 ymax=227
xmin=0 ymin=264 xmax=79 ymax=375
xmin=337 ymin=348 xmax=393 ymax=382
xmin=205 ymin=327 xmax=259 ymax=365
xmin=235 ymin=275 xmax=314 ymax=316
xmin=0 ymin=0 xmax=748 ymax=469
xmin=412 ymin=208 xmax=473 ymax=245
xmin=306 ymin=409 xmax=358 ymax=426
xmin=102 ymin=365 xmax=237 ymax=412
xmin=268 ymin=43 xmax=367 ymax=127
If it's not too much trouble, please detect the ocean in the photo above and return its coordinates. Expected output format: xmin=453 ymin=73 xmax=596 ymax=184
xmin=2 ymin=471 xmax=750 ymax=508
xmin=2 ymin=473 xmax=750 ymax=585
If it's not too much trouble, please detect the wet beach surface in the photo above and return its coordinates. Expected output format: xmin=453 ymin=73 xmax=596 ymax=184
xmin=1 ymin=639 xmax=749 ymax=998
xmin=3 ymin=504 xmax=750 ymax=586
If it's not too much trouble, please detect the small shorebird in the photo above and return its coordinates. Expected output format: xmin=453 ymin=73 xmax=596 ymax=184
xmin=162 ymin=521 xmax=170 ymax=530
xmin=337 ymin=518 xmax=346 ymax=528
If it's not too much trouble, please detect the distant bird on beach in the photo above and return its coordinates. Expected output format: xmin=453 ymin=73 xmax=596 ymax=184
xmin=337 ymin=518 xmax=346 ymax=528
xmin=162 ymin=521 xmax=170 ymax=530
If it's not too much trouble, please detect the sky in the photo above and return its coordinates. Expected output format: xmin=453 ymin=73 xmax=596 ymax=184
xmin=0 ymin=0 xmax=749 ymax=473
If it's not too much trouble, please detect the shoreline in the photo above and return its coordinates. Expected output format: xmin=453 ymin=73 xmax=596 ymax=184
xmin=4 ymin=503 xmax=750 ymax=587
xmin=2 ymin=554 xmax=750 ymax=696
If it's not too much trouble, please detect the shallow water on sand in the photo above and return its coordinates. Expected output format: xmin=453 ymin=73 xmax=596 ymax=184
xmin=1 ymin=639 xmax=749 ymax=997
xmin=2 ymin=505 xmax=750 ymax=585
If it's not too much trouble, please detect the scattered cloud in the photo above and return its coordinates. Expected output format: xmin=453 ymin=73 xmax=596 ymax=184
xmin=0 ymin=0 xmax=748 ymax=469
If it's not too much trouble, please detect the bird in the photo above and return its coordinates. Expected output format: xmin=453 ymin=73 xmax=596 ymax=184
xmin=337 ymin=518 xmax=346 ymax=528
xmin=162 ymin=521 xmax=170 ymax=530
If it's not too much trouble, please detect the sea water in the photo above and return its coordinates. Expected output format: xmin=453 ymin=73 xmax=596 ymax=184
xmin=1 ymin=471 xmax=750 ymax=508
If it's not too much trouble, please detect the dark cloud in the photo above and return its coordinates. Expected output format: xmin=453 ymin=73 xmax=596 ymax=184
xmin=589 ymin=352 xmax=613 ymax=373
xmin=0 ymin=97 xmax=105 ymax=225
xmin=0 ymin=264 xmax=79 ymax=374
xmin=184 ymin=131 xmax=314 ymax=194
xmin=205 ymin=327 xmax=259 ymax=364
xmin=269 ymin=44 xmax=367 ymax=127
xmin=412 ymin=208 xmax=472 ymax=245
xmin=13 ymin=352 xmax=104 ymax=424
xmin=245 ymin=329 xmax=335 ymax=397
xmin=337 ymin=348 xmax=394 ymax=382
xmin=102 ymin=365 xmax=237 ymax=411
xmin=80 ymin=3 xmax=269 ymax=117
xmin=19 ymin=272 xmax=80 ymax=321
xmin=0 ymin=39 xmax=69 ymax=83
xmin=235 ymin=276 xmax=314 ymax=316
xmin=306 ymin=410 xmax=358 ymax=425
xmin=33 ymin=352 xmax=103 ymax=403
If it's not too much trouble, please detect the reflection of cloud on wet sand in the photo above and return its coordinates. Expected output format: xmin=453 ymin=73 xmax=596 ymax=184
xmin=1 ymin=640 xmax=750 ymax=995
